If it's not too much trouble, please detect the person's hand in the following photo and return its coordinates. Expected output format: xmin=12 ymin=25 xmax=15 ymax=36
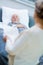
xmin=3 ymin=36 xmax=7 ymax=42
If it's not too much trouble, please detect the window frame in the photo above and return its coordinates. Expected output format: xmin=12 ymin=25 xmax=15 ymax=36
xmin=14 ymin=0 xmax=35 ymax=8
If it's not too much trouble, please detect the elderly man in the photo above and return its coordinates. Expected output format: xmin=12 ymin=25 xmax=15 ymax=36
xmin=8 ymin=14 xmax=27 ymax=32
xmin=3 ymin=14 xmax=27 ymax=65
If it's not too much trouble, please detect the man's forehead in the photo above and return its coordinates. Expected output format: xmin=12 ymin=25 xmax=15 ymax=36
xmin=12 ymin=14 xmax=18 ymax=17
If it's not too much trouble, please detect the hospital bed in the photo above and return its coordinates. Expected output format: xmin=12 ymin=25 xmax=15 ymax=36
xmin=0 ymin=7 xmax=35 ymax=65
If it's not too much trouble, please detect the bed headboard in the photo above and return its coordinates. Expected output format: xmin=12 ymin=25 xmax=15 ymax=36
xmin=0 ymin=7 xmax=35 ymax=27
xmin=0 ymin=8 xmax=2 ymax=22
xmin=29 ymin=16 xmax=35 ymax=27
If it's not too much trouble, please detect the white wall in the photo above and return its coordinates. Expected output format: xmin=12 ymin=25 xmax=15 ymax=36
xmin=0 ymin=0 xmax=34 ymax=16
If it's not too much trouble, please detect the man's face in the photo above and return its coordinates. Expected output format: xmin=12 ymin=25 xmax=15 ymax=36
xmin=11 ymin=14 xmax=19 ymax=23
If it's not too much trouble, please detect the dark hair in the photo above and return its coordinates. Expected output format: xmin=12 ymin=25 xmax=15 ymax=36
xmin=35 ymin=0 xmax=43 ymax=19
xmin=37 ymin=55 xmax=43 ymax=65
xmin=37 ymin=62 xmax=43 ymax=65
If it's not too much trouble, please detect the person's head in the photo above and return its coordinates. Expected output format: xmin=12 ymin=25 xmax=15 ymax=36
xmin=34 ymin=0 xmax=43 ymax=24
xmin=11 ymin=14 xmax=19 ymax=23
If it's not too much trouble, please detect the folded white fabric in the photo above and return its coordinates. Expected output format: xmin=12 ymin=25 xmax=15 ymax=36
xmin=3 ymin=25 xmax=19 ymax=55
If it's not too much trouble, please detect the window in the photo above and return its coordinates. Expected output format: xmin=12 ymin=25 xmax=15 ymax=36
xmin=27 ymin=0 xmax=35 ymax=2
xmin=14 ymin=0 xmax=35 ymax=8
xmin=18 ymin=0 xmax=35 ymax=2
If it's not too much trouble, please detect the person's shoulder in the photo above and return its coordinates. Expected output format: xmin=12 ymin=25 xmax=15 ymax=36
xmin=30 ymin=25 xmax=36 ymax=31
xmin=24 ymin=26 xmax=36 ymax=33
xmin=18 ymin=25 xmax=37 ymax=38
xmin=22 ymin=25 xmax=37 ymax=36
xmin=29 ymin=25 xmax=38 ymax=33
xmin=20 ymin=29 xmax=33 ymax=37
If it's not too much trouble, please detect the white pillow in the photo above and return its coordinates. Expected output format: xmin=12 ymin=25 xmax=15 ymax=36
xmin=2 ymin=6 xmax=29 ymax=28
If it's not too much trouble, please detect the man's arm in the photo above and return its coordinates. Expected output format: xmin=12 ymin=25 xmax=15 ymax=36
xmin=16 ymin=24 xmax=27 ymax=29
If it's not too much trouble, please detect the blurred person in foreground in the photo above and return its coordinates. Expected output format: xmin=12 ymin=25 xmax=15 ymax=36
xmin=5 ymin=0 xmax=43 ymax=65
xmin=6 ymin=0 xmax=43 ymax=65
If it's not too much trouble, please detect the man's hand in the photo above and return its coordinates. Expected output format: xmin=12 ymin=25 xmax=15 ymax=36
xmin=16 ymin=24 xmax=26 ymax=28
xmin=3 ymin=36 xmax=7 ymax=42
